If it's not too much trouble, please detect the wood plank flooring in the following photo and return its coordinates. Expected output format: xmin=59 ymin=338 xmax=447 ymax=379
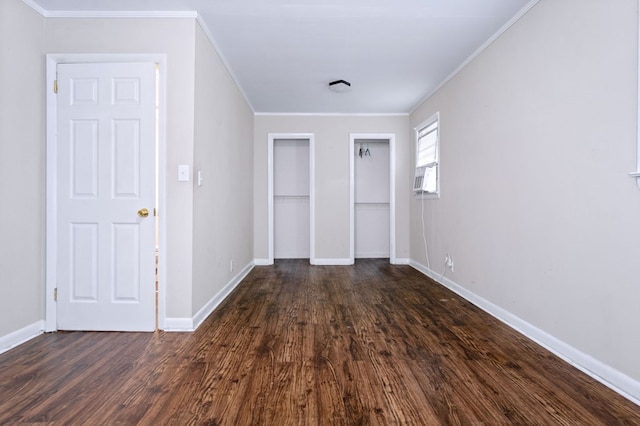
xmin=1 ymin=259 xmax=639 ymax=424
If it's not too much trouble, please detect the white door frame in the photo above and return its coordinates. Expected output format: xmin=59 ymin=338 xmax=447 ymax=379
xmin=267 ymin=133 xmax=316 ymax=265
xmin=349 ymin=133 xmax=397 ymax=264
xmin=45 ymin=53 xmax=168 ymax=332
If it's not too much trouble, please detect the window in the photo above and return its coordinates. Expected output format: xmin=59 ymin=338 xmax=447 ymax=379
xmin=414 ymin=113 xmax=439 ymax=195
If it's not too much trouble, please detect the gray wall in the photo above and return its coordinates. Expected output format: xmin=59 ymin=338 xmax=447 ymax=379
xmin=45 ymin=17 xmax=198 ymax=322
xmin=192 ymin=24 xmax=254 ymax=317
xmin=0 ymin=0 xmax=46 ymax=337
xmin=0 ymin=2 xmax=255 ymax=342
xmin=410 ymin=0 xmax=640 ymax=388
xmin=254 ymin=114 xmax=411 ymax=263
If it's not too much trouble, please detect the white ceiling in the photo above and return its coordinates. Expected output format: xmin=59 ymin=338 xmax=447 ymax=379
xmin=29 ymin=0 xmax=536 ymax=114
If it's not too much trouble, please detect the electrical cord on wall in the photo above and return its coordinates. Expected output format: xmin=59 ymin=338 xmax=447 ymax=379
xmin=440 ymin=257 xmax=447 ymax=277
xmin=421 ymin=193 xmax=431 ymax=270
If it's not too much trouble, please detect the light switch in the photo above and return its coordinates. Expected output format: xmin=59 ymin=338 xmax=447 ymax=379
xmin=197 ymin=170 xmax=204 ymax=186
xmin=178 ymin=164 xmax=190 ymax=182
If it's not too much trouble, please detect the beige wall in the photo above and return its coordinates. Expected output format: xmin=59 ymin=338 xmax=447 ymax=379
xmin=0 ymin=10 xmax=255 ymax=338
xmin=410 ymin=0 xmax=640 ymax=384
xmin=0 ymin=0 xmax=46 ymax=337
xmin=45 ymin=18 xmax=197 ymax=320
xmin=192 ymin=24 xmax=254 ymax=315
xmin=254 ymin=115 xmax=411 ymax=262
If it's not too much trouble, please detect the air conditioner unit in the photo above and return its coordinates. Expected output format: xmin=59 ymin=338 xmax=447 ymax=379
xmin=413 ymin=165 xmax=436 ymax=192
xmin=413 ymin=166 xmax=426 ymax=191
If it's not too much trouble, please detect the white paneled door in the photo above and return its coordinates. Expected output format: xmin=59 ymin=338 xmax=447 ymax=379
xmin=56 ymin=62 xmax=156 ymax=331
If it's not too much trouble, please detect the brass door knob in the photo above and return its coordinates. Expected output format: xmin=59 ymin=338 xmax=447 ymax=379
xmin=137 ymin=208 xmax=149 ymax=218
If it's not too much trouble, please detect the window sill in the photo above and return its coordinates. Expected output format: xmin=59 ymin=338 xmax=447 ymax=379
xmin=415 ymin=191 xmax=440 ymax=200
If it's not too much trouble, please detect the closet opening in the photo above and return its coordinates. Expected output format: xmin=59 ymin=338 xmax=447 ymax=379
xmin=350 ymin=134 xmax=396 ymax=264
xmin=268 ymin=134 xmax=315 ymax=264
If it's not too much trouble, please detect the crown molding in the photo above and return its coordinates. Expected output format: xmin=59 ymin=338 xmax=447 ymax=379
xmin=255 ymin=112 xmax=410 ymax=117
xmin=21 ymin=0 xmax=47 ymax=16
xmin=195 ymin=15 xmax=255 ymax=113
xmin=21 ymin=0 xmax=197 ymax=19
xmin=19 ymin=0 xmax=255 ymax=113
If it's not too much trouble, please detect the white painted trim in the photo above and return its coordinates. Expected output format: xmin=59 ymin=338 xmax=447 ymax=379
xmin=163 ymin=318 xmax=194 ymax=332
xmin=45 ymin=54 xmax=168 ymax=332
xmin=349 ymin=134 xmax=397 ymax=264
xmin=46 ymin=11 xmax=197 ymax=18
xmin=268 ymin=136 xmax=274 ymax=263
xmin=254 ymin=259 xmax=272 ymax=266
xmin=156 ymin=58 xmax=169 ymax=331
xmin=0 ymin=321 xmax=44 ymax=356
xmin=310 ymin=136 xmax=316 ymax=264
xmin=313 ymin=258 xmax=353 ymax=266
xmin=256 ymin=112 xmax=410 ymax=117
xmin=410 ymin=260 xmax=640 ymax=406
xmin=349 ymin=137 xmax=355 ymax=262
xmin=20 ymin=0 xmax=47 ymax=16
xmin=165 ymin=261 xmax=254 ymax=332
xmin=353 ymin=251 xmax=391 ymax=258
xmin=20 ymin=1 xmax=197 ymax=19
xmin=192 ymin=262 xmax=254 ymax=329
xmin=20 ymin=0 xmax=253 ymax=114
xmin=410 ymin=0 xmax=540 ymax=114
xmin=413 ymin=112 xmax=440 ymax=197
xmin=393 ymin=258 xmax=411 ymax=265
xmin=268 ymin=133 xmax=316 ymax=264
xmin=45 ymin=56 xmax=58 ymax=332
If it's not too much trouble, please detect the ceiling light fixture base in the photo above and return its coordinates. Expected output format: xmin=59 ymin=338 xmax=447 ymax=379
xmin=328 ymin=79 xmax=351 ymax=93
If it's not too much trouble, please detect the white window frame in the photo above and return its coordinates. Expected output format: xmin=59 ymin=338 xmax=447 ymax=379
xmin=414 ymin=112 xmax=440 ymax=198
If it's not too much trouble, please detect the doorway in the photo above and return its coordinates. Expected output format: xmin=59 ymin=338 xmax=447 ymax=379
xmin=349 ymin=134 xmax=396 ymax=264
xmin=267 ymin=133 xmax=315 ymax=264
xmin=45 ymin=54 xmax=167 ymax=332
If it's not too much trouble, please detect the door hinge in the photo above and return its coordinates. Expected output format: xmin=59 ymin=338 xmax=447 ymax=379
xmin=53 ymin=288 xmax=58 ymax=301
xmin=53 ymin=80 xmax=58 ymax=94
xmin=154 ymin=208 xmax=157 ymax=217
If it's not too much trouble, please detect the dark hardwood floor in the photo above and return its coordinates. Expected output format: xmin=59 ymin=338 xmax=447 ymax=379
xmin=1 ymin=259 xmax=639 ymax=424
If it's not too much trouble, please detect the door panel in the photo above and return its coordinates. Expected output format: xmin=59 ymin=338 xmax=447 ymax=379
xmin=70 ymin=223 xmax=98 ymax=301
xmin=56 ymin=62 xmax=156 ymax=331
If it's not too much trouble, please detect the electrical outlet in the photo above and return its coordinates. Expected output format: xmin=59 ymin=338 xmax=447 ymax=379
xmin=446 ymin=254 xmax=454 ymax=272
xmin=230 ymin=260 xmax=234 ymax=273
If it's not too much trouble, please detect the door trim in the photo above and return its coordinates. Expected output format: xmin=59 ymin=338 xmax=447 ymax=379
xmin=349 ymin=133 xmax=397 ymax=264
xmin=267 ymin=133 xmax=316 ymax=265
xmin=45 ymin=54 xmax=167 ymax=332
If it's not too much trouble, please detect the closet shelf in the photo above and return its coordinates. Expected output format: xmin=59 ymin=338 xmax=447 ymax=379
xmin=274 ymin=195 xmax=310 ymax=199
xmin=355 ymin=202 xmax=390 ymax=206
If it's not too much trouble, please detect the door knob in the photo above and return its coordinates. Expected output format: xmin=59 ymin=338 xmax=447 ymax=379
xmin=137 ymin=208 xmax=149 ymax=218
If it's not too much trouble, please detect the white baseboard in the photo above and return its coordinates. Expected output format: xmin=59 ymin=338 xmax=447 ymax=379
xmin=392 ymin=257 xmax=411 ymax=265
xmin=163 ymin=261 xmax=255 ymax=333
xmin=162 ymin=317 xmax=194 ymax=332
xmin=312 ymin=258 xmax=353 ymax=265
xmin=354 ymin=252 xmax=390 ymax=258
xmin=253 ymin=258 xmax=272 ymax=266
xmin=0 ymin=321 xmax=44 ymax=355
xmin=410 ymin=260 xmax=640 ymax=405
xmin=192 ymin=261 xmax=254 ymax=330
